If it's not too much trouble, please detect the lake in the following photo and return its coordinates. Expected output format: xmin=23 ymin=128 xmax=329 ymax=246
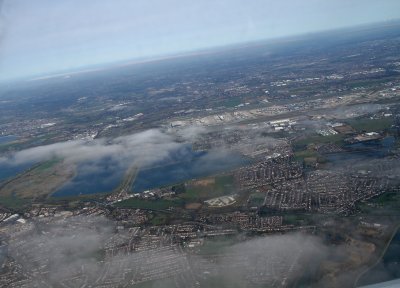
xmin=52 ymin=157 xmax=125 ymax=197
xmin=52 ymin=146 xmax=250 ymax=196
xmin=0 ymin=162 xmax=35 ymax=183
xmin=0 ymin=135 xmax=17 ymax=145
xmin=132 ymin=147 xmax=249 ymax=192
xmin=325 ymin=136 xmax=395 ymax=164
xmin=0 ymin=136 xmax=31 ymax=183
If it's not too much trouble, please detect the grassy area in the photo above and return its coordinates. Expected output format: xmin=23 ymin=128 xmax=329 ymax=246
xmin=294 ymin=149 xmax=318 ymax=158
xmin=358 ymin=190 xmax=400 ymax=214
xmin=181 ymin=174 xmax=236 ymax=202
xmin=294 ymin=148 xmax=329 ymax=165
xmin=293 ymin=134 xmax=345 ymax=150
xmin=248 ymin=192 xmax=265 ymax=206
xmin=0 ymin=196 xmax=30 ymax=210
xmin=115 ymin=197 xmax=184 ymax=210
xmin=374 ymin=191 xmax=400 ymax=205
xmin=149 ymin=212 xmax=170 ymax=226
xmin=347 ymin=117 xmax=393 ymax=133
xmin=294 ymin=149 xmax=319 ymax=161
xmin=197 ymin=237 xmax=237 ymax=255
xmin=222 ymin=98 xmax=243 ymax=108
xmin=346 ymin=77 xmax=391 ymax=89
xmin=0 ymin=160 xmax=74 ymax=199
xmin=283 ymin=214 xmax=316 ymax=226
xmin=36 ymin=158 xmax=61 ymax=172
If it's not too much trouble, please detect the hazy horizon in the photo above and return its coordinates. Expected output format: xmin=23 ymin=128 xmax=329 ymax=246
xmin=1 ymin=0 xmax=400 ymax=81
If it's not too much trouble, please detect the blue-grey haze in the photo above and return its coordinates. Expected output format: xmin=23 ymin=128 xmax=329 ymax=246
xmin=1 ymin=0 xmax=400 ymax=81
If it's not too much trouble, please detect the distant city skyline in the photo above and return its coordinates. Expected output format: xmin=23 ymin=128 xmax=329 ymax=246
xmin=1 ymin=0 xmax=400 ymax=81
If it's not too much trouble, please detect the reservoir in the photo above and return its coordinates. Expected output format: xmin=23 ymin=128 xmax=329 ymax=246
xmin=0 ymin=135 xmax=17 ymax=145
xmin=0 ymin=136 xmax=31 ymax=182
xmin=0 ymin=162 xmax=35 ymax=183
xmin=325 ymin=136 xmax=395 ymax=164
xmin=132 ymin=147 xmax=249 ymax=192
xmin=52 ymin=157 xmax=124 ymax=197
xmin=53 ymin=146 xmax=249 ymax=196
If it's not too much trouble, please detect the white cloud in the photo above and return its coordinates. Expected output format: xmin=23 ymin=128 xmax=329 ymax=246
xmin=1 ymin=129 xmax=183 ymax=168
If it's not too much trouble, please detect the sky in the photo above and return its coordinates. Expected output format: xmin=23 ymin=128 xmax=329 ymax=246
xmin=0 ymin=0 xmax=400 ymax=81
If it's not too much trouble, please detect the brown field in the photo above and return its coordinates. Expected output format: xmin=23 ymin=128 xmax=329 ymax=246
xmin=333 ymin=125 xmax=355 ymax=134
xmin=318 ymin=237 xmax=375 ymax=288
xmin=185 ymin=203 xmax=203 ymax=210
xmin=0 ymin=161 xmax=75 ymax=199
xmin=191 ymin=178 xmax=215 ymax=187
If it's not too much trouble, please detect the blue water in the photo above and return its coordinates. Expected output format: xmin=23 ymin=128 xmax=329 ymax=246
xmin=345 ymin=136 xmax=395 ymax=156
xmin=0 ymin=135 xmax=17 ymax=144
xmin=0 ymin=136 xmax=31 ymax=182
xmin=0 ymin=162 xmax=34 ymax=183
xmin=52 ymin=157 xmax=125 ymax=197
xmin=132 ymin=146 xmax=249 ymax=192
xmin=326 ymin=136 xmax=395 ymax=163
xmin=52 ymin=146 xmax=250 ymax=197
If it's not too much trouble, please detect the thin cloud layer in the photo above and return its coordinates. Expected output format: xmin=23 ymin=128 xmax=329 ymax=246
xmin=328 ymin=104 xmax=384 ymax=119
xmin=3 ymin=216 xmax=343 ymax=287
xmin=0 ymin=129 xmax=183 ymax=168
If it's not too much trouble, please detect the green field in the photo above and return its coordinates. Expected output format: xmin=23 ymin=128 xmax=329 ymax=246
xmin=0 ymin=196 xmax=30 ymax=210
xmin=181 ymin=175 xmax=236 ymax=202
xmin=248 ymin=192 xmax=265 ymax=207
xmin=358 ymin=189 xmax=400 ymax=214
xmin=197 ymin=237 xmax=238 ymax=255
xmin=294 ymin=149 xmax=319 ymax=160
xmin=293 ymin=134 xmax=345 ymax=150
xmin=221 ymin=98 xmax=243 ymax=108
xmin=149 ymin=212 xmax=170 ymax=226
xmin=283 ymin=213 xmax=316 ymax=226
xmin=36 ymin=158 xmax=62 ymax=172
xmin=346 ymin=77 xmax=392 ymax=89
xmin=0 ymin=159 xmax=75 ymax=199
xmin=347 ymin=117 xmax=393 ymax=132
